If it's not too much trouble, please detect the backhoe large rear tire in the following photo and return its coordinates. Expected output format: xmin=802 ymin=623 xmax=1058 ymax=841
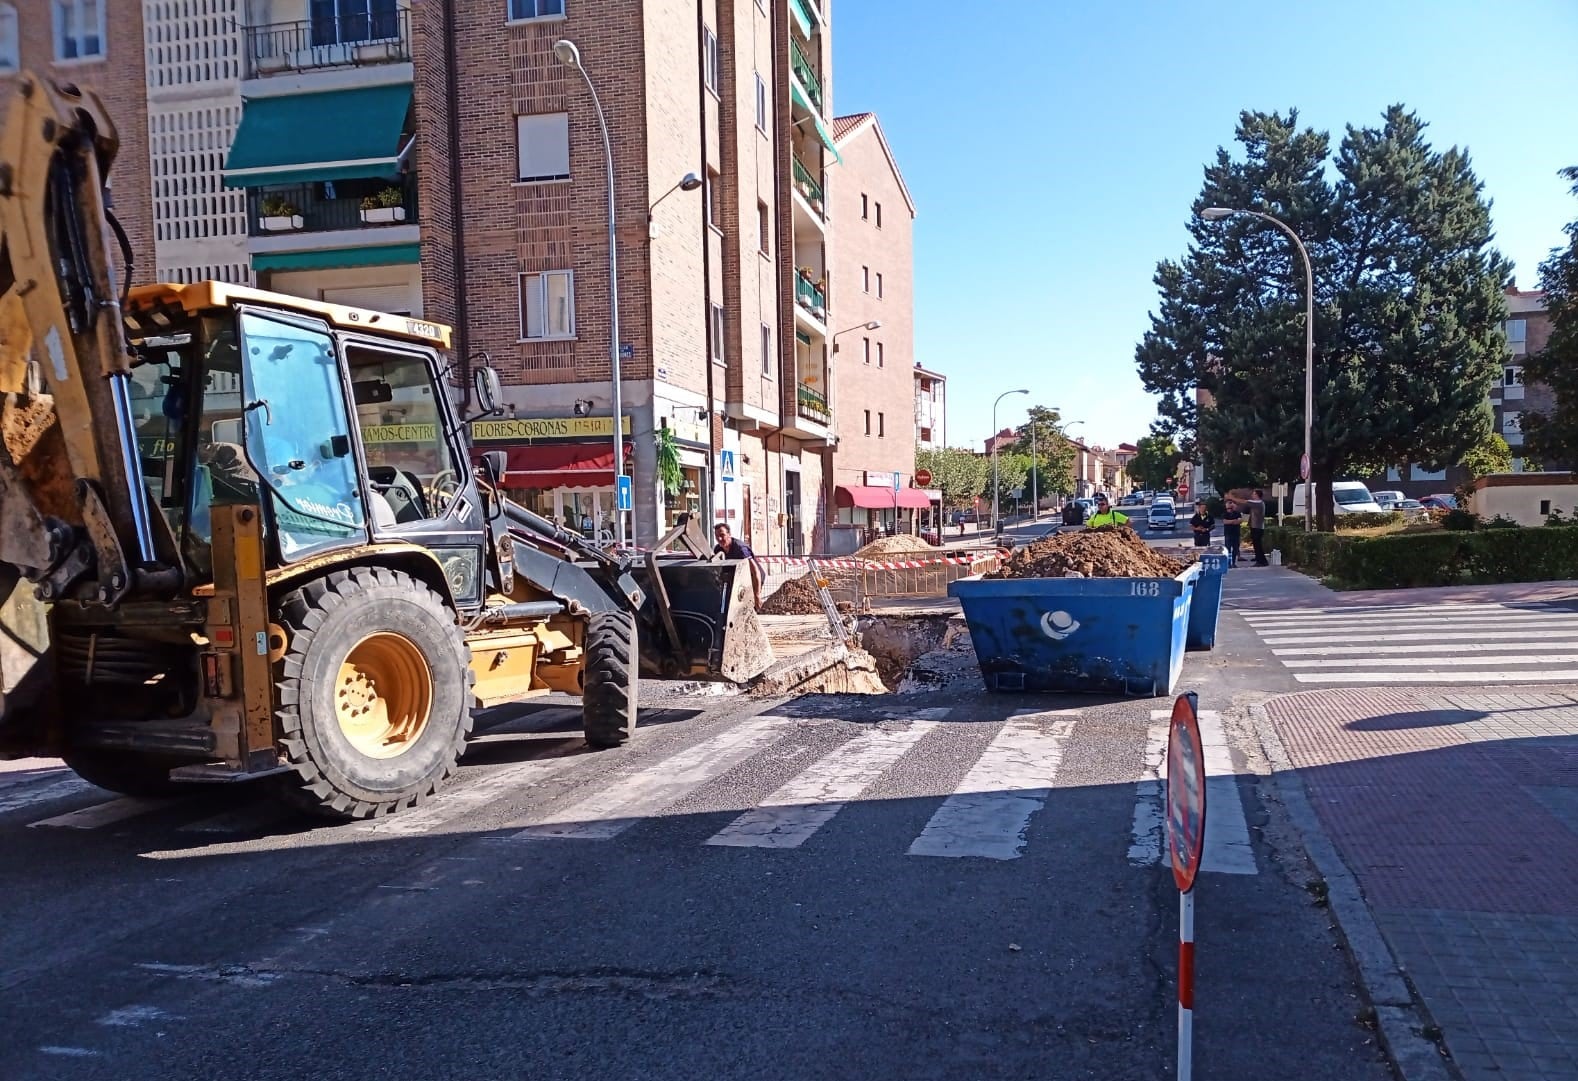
xmin=62 ymin=750 xmax=189 ymax=798
xmin=582 ymin=611 xmax=637 ymax=749
xmin=273 ymin=567 xmax=473 ymax=820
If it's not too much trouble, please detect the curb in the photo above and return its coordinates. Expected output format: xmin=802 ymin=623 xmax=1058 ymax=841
xmin=1248 ymin=700 xmax=1457 ymax=1081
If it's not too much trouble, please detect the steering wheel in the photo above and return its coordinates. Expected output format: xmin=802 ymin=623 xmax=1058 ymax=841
xmin=427 ymin=469 xmax=463 ymax=512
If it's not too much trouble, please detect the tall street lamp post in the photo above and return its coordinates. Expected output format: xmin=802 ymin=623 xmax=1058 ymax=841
xmin=992 ymin=388 xmax=1029 ymax=534
xmin=555 ymin=39 xmax=629 ymax=547
xmin=1200 ymin=206 xmax=1315 ymax=531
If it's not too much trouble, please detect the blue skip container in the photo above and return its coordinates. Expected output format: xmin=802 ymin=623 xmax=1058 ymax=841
xmin=948 ymin=563 xmax=1201 ymax=697
xmin=1186 ymin=552 xmax=1230 ymax=652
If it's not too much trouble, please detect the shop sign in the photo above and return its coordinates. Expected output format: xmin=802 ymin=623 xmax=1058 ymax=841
xmin=468 ymin=416 xmax=633 ymax=443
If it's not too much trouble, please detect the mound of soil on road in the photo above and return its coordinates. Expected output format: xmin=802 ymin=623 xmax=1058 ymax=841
xmin=759 ymin=573 xmax=825 ymax=615
xmin=854 ymin=534 xmax=937 ymax=558
xmin=985 ymin=527 xmax=1186 ymax=580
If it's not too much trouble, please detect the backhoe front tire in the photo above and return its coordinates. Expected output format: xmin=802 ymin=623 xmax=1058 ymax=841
xmin=582 ymin=611 xmax=637 ymax=749
xmin=62 ymin=750 xmax=189 ymax=798
xmin=273 ymin=568 xmax=473 ymax=820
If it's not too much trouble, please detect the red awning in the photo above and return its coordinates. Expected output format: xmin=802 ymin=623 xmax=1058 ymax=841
xmin=835 ymin=484 xmax=932 ymax=510
xmin=472 ymin=444 xmax=615 ymax=488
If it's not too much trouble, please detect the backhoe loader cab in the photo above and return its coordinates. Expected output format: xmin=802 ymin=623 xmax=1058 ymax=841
xmin=0 ymin=74 xmax=771 ymax=818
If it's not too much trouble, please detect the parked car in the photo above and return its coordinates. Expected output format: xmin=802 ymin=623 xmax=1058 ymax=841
xmin=1291 ymin=481 xmax=1385 ymax=516
xmin=1420 ymin=493 xmax=1460 ymax=511
xmin=1393 ymin=498 xmax=1428 ymax=520
xmin=1147 ymin=500 xmax=1177 ymax=533
xmin=1370 ymin=489 xmax=1405 ymax=509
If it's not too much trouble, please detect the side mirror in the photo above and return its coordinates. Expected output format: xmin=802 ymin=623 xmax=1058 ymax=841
xmin=482 ymin=450 xmax=507 ymax=487
xmin=473 ymin=366 xmax=504 ymax=416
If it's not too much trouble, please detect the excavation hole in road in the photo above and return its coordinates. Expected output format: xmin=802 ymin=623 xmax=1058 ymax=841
xmin=856 ymin=613 xmax=976 ymax=692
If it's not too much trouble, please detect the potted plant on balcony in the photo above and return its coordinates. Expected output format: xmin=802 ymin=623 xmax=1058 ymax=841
xmin=360 ymin=186 xmax=407 ymax=224
xmin=258 ymin=194 xmax=303 ymax=232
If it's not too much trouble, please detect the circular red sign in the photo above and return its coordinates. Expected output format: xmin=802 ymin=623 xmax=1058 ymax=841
xmin=1167 ymin=691 xmax=1207 ymax=893
xmin=914 ymin=468 xmax=933 ymax=487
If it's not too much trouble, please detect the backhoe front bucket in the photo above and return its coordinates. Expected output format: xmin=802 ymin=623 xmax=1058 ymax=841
xmin=632 ymin=558 xmax=774 ymax=684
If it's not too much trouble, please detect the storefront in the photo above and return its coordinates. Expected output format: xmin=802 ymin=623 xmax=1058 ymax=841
xmin=469 ymin=414 xmax=633 ymax=543
xmin=833 ymin=479 xmax=932 ymax=537
xmin=657 ymin=414 xmax=712 ymax=536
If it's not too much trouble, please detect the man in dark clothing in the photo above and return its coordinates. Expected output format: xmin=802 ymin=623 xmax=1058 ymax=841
xmin=714 ymin=523 xmax=763 ymax=609
xmin=1247 ymin=489 xmax=1269 ymax=566
xmin=1221 ymin=499 xmax=1243 ymax=566
xmin=1189 ymin=500 xmax=1215 ymax=547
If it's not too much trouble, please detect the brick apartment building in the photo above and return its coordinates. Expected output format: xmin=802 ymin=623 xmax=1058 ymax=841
xmin=0 ymin=0 xmax=920 ymax=552
xmin=824 ymin=111 xmax=924 ymax=549
xmin=914 ymin=362 xmax=946 ymax=451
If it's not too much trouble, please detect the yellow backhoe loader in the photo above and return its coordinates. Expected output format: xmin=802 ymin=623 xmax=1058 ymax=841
xmin=0 ymin=75 xmax=772 ymax=818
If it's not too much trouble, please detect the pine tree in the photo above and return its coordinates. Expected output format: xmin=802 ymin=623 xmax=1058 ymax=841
xmin=1136 ymin=107 xmax=1510 ymax=530
xmin=1522 ymin=168 xmax=1578 ymax=466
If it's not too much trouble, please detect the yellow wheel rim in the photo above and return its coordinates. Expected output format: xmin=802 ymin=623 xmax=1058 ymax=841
xmin=334 ymin=632 xmax=433 ymax=759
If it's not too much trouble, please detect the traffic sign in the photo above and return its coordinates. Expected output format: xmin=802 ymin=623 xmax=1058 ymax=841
xmin=892 ymin=472 xmax=902 ymax=492
xmin=1299 ymin=453 xmax=1310 ymax=481
xmin=914 ymin=467 xmax=933 ymax=487
xmin=615 ymin=474 xmax=632 ymax=512
xmin=719 ymin=449 xmax=736 ymax=483
xmin=1167 ymin=691 xmax=1206 ymax=893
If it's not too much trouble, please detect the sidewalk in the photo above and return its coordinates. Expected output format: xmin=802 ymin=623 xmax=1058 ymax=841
xmin=1264 ymin=688 xmax=1578 ymax=1080
xmin=1222 ymin=565 xmax=1578 ymax=611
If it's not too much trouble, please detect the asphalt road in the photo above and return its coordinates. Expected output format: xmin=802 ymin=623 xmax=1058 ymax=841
xmin=1 ymin=660 xmax=1392 ymax=1081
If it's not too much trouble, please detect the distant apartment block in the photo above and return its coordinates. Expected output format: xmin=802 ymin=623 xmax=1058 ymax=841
xmin=914 ymin=363 xmax=946 ymax=450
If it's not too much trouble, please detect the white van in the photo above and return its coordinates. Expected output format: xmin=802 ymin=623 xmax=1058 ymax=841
xmin=1290 ymin=481 xmax=1385 ymax=517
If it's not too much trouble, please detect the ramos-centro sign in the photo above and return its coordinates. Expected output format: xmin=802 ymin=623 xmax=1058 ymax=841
xmin=359 ymin=415 xmax=634 ymax=445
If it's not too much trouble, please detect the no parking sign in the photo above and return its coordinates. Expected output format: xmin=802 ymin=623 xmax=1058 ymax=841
xmin=1167 ymin=691 xmax=1206 ymax=1080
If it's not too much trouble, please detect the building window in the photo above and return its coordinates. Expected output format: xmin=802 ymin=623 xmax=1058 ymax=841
xmin=309 ymin=0 xmax=400 ymax=47
xmin=0 ymin=5 xmax=18 ymax=72
xmin=704 ymin=168 xmax=720 ymax=230
xmin=758 ymin=200 xmax=770 ymax=254
xmin=1503 ymin=411 xmax=1522 ymax=435
xmin=519 ymin=270 xmax=574 ymax=340
xmin=710 ymin=304 xmax=725 ymax=364
xmin=860 ymin=194 xmax=868 ymax=220
xmin=863 ymin=410 xmax=871 ymax=436
xmin=878 ymin=412 xmax=885 ymax=437
xmin=875 ymin=202 xmax=883 ymax=227
xmin=1505 ymin=365 xmax=1524 ymax=386
xmin=754 ymin=73 xmax=767 ymax=132
xmin=703 ymin=27 xmax=720 ymax=93
xmin=1541 ymin=499 xmax=1552 ymax=516
xmin=1506 ymin=319 xmax=1527 ymax=344
xmin=761 ymin=323 xmax=772 ymax=375
xmin=508 ymin=0 xmax=565 ymax=21
xmin=53 ymin=0 xmax=105 ymax=60
xmin=862 ymin=266 xmax=869 ymax=292
xmin=862 ymin=337 xmax=871 ymax=364
xmin=516 ymin=113 xmax=570 ymax=182
xmin=877 ymin=342 xmax=885 ymax=368
xmin=876 ymin=272 xmax=884 ymax=298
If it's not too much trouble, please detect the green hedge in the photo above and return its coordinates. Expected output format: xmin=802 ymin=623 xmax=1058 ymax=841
xmin=1325 ymin=529 xmax=1578 ymax=589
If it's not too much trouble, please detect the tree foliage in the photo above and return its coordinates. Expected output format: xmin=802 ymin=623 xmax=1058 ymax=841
xmin=1523 ymin=167 xmax=1578 ymax=468
xmin=1135 ymin=107 xmax=1510 ymax=529
xmin=1129 ymin=434 xmax=1183 ymax=490
xmin=985 ymin=452 xmax=1031 ymax=512
xmin=914 ymin=446 xmax=989 ymax=511
xmin=1459 ymin=431 xmax=1513 ymax=478
xmin=1009 ymin=405 xmax=1078 ymax=497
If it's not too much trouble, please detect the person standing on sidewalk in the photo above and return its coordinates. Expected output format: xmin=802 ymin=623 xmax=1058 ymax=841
xmin=1247 ymin=488 xmax=1269 ymax=566
xmin=1220 ymin=498 xmax=1243 ymax=566
xmin=1189 ymin=500 xmax=1215 ymax=547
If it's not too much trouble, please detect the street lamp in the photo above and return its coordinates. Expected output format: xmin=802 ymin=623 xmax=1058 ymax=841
xmin=1201 ymin=205 xmax=1315 ymax=531
xmin=556 ymin=39 xmax=629 ymax=547
xmin=992 ymin=388 xmax=1029 ymax=534
xmin=647 ymin=172 xmax=703 ymax=237
xmin=830 ymin=320 xmax=882 ymax=353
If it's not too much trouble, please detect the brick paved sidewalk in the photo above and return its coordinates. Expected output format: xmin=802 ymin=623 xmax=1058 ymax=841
xmin=1267 ymin=689 xmax=1578 ymax=1080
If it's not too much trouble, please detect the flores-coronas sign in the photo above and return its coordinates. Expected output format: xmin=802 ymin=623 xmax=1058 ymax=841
xmin=359 ymin=416 xmax=635 ymax=445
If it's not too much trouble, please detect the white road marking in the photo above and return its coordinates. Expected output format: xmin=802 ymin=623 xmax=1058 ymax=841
xmin=705 ymin=722 xmax=938 ymax=849
xmin=1126 ymin=720 xmax=1168 ymax=866
xmin=39 ymin=1047 xmax=102 ymax=1058
xmin=356 ymin=741 xmax=588 ymax=836
xmin=0 ymin=777 xmax=98 ymax=816
xmin=1259 ymin=629 xmax=1578 ymax=646
xmin=1295 ymin=669 xmax=1578 ymax=684
xmin=1240 ymin=602 xmax=1524 ymax=620
xmin=29 ymin=797 xmax=165 ymax=830
xmin=97 ymin=1005 xmax=176 ymax=1028
xmin=1272 ymin=640 xmax=1575 ymax=657
xmin=907 ymin=714 xmax=1076 ymax=861
xmin=510 ymin=716 xmax=790 ymax=841
xmin=1282 ymin=654 xmax=1578 ymax=668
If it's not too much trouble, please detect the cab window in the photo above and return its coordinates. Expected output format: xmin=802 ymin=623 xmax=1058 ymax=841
xmin=346 ymin=344 xmax=465 ymax=528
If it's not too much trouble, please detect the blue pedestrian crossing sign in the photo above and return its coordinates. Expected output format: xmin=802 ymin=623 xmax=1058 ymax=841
xmin=720 ymin=450 xmax=736 ymax=483
xmin=616 ymin=474 xmax=632 ymax=512
xmin=893 ymin=473 xmax=902 ymax=491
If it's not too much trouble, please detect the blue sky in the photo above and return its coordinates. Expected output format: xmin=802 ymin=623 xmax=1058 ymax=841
xmin=832 ymin=0 xmax=1578 ymax=455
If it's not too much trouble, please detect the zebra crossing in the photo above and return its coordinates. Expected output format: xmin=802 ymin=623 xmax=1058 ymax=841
xmin=0 ymin=708 xmax=1263 ymax=873
xmin=1240 ymin=601 xmax=1578 ymax=685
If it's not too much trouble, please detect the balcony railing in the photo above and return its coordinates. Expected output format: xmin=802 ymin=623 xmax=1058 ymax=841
xmin=792 ymin=155 xmax=825 ymax=216
xmin=790 ymin=37 xmax=823 ymax=112
xmin=248 ymin=173 xmax=419 ymax=238
xmin=794 ymin=275 xmax=826 ymax=320
xmin=797 ymin=382 xmax=830 ymax=426
xmin=245 ymin=8 xmax=411 ymax=78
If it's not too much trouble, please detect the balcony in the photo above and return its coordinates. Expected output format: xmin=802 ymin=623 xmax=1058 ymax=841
xmin=247 ymin=174 xmax=418 ymax=238
xmin=792 ymin=155 xmax=825 ymax=216
xmin=797 ymin=382 xmax=830 ymax=426
xmin=794 ymin=274 xmax=827 ymax=324
xmin=245 ymin=8 xmax=411 ymax=79
xmin=790 ymin=37 xmax=823 ymax=113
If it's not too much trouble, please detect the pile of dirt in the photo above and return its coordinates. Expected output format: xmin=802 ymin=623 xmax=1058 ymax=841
xmin=985 ymin=527 xmax=1186 ymax=580
xmin=759 ymin=573 xmax=826 ymax=615
xmin=854 ymin=534 xmax=937 ymax=559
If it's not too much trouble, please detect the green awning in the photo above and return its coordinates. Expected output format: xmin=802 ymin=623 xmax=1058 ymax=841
xmin=224 ymin=83 xmax=412 ymax=189
xmin=252 ymin=243 xmax=419 ymax=273
xmin=790 ymin=80 xmax=841 ymax=165
xmin=789 ymin=0 xmax=814 ymax=38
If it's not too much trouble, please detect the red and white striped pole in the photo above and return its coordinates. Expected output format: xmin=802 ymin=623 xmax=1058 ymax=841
xmin=1178 ymin=888 xmax=1195 ymax=1080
